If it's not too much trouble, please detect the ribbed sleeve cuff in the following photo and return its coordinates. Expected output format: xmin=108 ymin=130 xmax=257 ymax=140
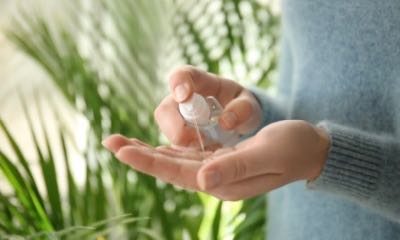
xmin=308 ymin=121 xmax=384 ymax=200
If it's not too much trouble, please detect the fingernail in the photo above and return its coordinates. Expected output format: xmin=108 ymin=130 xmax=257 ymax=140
xmin=174 ymin=84 xmax=189 ymax=102
xmin=221 ymin=112 xmax=237 ymax=129
xmin=200 ymin=170 xmax=221 ymax=190
xmin=101 ymin=139 xmax=108 ymax=148
xmin=101 ymin=136 xmax=113 ymax=150
xmin=101 ymin=134 xmax=124 ymax=153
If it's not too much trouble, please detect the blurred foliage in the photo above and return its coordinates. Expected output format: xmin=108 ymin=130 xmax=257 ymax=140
xmin=0 ymin=0 xmax=279 ymax=239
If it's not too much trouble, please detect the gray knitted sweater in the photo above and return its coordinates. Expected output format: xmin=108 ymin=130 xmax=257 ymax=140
xmin=252 ymin=1 xmax=400 ymax=239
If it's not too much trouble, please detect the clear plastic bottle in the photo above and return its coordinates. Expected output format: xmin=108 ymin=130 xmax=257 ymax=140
xmin=178 ymin=93 xmax=240 ymax=147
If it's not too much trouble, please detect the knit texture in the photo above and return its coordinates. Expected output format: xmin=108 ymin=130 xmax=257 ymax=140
xmin=309 ymin=122 xmax=384 ymax=200
xmin=251 ymin=1 xmax=400 ymax=239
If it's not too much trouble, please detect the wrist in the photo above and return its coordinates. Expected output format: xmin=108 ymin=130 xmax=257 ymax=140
xmin=308 ymin=126 xmax=331 ymax=181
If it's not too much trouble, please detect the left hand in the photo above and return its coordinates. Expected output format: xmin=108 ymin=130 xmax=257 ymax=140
xmin=102 ymin=120 xmax=330 ymax=201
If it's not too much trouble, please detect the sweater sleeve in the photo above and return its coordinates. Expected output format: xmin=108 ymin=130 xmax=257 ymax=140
xmin=308 ymin=121 xmax=400 ymax=223
xmin=249 ymin=87 xmax=287 ymax=129
xmin=239 ymin=87 xmax=287 ymax=140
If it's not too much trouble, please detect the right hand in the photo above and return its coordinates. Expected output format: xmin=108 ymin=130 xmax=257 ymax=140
xmin=154 ymin=65 xmax=263 ymax=148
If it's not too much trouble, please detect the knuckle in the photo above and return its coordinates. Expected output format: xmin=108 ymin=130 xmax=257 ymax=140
xmin=238 ymin=99 xmax=253 ymax=120
xmin=153 ymin=97 xmax=173 ymax=122
xmin=175 ymin=65 xmax=196 ymax=74
xmin=170 ymin=135 xmax=186 ymax=146
xmin=164 ymin=164 xmax=181 ymax=183
xmin=153 ymin=104 xmax=167 ymax=125
xmin=168 ymin=65 xmax=196 ymax=85
xmin=135 ymin=150 xmax=154 ymax=171
xmin=233 ymin=158 xmax=247 ymax=181
xmin=170 ymin=125 xmax=188 ymax=146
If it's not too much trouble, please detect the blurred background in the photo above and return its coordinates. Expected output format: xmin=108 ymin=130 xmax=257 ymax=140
xmin=0 ymin=0 xmax=280 ymax=239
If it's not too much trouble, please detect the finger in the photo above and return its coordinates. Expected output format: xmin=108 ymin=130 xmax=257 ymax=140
xmin=129 ymin=138 xmax=153 ymax=148
xmin=115 ymin=145 xmax=202 ymax=190
xmin=102 ymin=134 xmax=151 ymax=153
xmin=168 ymin=65 xmax=242 ymax=106
xmin=219 ymin=91 xmax=262 ymax=134
xmin=169 ymin=65 xmax=220 ymax=102
xmin=154 ymin=95 xmax=199 ymax=146
xmin=197 ymin=145 xmax=284 ymax=190
xmin=209 ymin=173 xmax=286 ymax=201
xmin=102 ymin=134 xmax=131 ymax=153
xmin=186 ymin=139 xmax=221 ymax=151
xmin=209 ymin=146 xmax=236 ymax=158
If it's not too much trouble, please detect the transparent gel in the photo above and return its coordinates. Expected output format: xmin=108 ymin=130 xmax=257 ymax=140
xmin=178 ymin=93 xmax=240 ymax=150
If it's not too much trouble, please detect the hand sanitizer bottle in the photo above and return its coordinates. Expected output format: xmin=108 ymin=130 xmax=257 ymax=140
xmin=178 ymin=93 xmax=240 ymax=147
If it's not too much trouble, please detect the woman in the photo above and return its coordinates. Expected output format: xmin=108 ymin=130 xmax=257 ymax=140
xmin=103 ymin=1 xmax=400 ymax=239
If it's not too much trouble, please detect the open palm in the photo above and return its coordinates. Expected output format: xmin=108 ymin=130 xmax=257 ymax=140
xmin=103 ymin=120 xmax=330 ymax=201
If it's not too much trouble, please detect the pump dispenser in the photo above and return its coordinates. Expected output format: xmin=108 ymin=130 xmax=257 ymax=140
xmin=179 ymin=93 xmax=240 ymax=147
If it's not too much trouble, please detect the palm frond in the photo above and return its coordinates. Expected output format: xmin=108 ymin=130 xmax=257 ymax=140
xmin=2 ymin=0 xmax=280 ymax=239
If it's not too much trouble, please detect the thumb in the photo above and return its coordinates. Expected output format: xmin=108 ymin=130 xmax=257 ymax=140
xmin=219 ymin=91 xmax=262 ymax=134
xmin=197 ymin=144 xmax=281 ymax=190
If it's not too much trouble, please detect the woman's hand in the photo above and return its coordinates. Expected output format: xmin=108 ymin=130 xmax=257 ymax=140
xmin=102 ymin=120 xmax=331 ymax=201
xmin=154 ymin=65 xmax=262 ymax=148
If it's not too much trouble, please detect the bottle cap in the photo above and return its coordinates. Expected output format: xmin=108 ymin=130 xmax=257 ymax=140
xmin=179 ymin=93 xmax=210 ymax=125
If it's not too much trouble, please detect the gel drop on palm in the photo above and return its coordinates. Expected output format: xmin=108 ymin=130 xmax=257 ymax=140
xmin=179 ymin=93 xmax=240 ymax=147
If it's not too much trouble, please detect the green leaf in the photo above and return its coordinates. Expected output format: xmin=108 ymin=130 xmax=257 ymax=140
xmin=211 ymin=201 xmax=223 ymax=240
xmin=4 ymin=0 xmax=279 ymax=238
xmin=0 ymin=119 xmax=44 ymax=210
